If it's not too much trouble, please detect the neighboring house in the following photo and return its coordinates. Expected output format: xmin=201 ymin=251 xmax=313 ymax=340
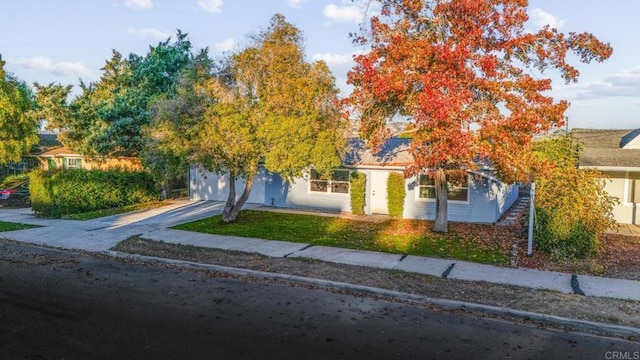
xmin=189 ymin=138 xmax=519 ymax=224
xmin=36 ymin=146 xmax=142 ymax=171
xmin=0 ymin=158 xmax=38 ymax=178
xmin=0 ymin=133 xmax=56 ymax=178
xmin=573 ymin=128 xmax=640 ymax=225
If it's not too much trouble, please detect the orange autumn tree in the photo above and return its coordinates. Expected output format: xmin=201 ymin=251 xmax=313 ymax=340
xmin=346 ymin=0 xmax=612 ymax=232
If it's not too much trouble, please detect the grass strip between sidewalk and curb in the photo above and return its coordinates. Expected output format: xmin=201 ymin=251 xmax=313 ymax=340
xmin=101 ymin=249 xmax=640 ymax=341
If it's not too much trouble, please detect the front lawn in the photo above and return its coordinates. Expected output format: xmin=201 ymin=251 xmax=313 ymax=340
xmin=172 ymin=210 xmax=513 ymax=265
xmin=0 ymin=221 xmax=40 ymax=232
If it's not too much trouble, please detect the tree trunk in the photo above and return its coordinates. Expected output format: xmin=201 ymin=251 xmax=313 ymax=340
xmin=161 ymin=181 xmax=171 ymax=200
xmin=433 ymin=168 xmax=448 ymax=233
xmin=222 ymin=173 xmax=236 ymax=222
xmin=221 ymin=174 xmax=255 ymax=224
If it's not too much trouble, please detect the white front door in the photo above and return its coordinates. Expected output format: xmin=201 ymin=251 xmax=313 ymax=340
xmin=370 ymin=171 xmax=389 ymax=214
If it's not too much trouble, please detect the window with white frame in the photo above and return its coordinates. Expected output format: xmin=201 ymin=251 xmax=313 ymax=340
xmin=65 ymin=158 xmax=82 ymax=169
xmin=627 ymin=173 xmax=640 ymax=203
xmin=309 ymin=169 xmax=350 ymax=194
xmin=418 ymin=174 xmax=469 ymax=202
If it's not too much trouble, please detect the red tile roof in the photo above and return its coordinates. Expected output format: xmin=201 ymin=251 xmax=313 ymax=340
xmin=38 ymin=146 xmax=81 ymax=157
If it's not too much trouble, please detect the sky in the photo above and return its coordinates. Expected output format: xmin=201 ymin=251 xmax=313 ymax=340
xmin=0 ymin=0 xmax=638 ymax=130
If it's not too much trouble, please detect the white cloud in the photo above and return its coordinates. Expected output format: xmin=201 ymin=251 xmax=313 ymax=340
xmin=127 ymin=27 xmax=171 ymax=40
xmin=124 ymin=0 xmax=153 ymax=10
xmin=323 ymin=3 xmax=364 ymax=24
xmin=313 ymin=51 xmax=366 ymax=96
xmin=577 ymin=67 xmax=640 ymax=99
xmin=314 ymin=51 xmax=363 ymax=67
xmin=214 ymin=38 xmax=237 ymax=52
xmin=198 ymin=0 xmax=223 ymax=13
xmin=529 ymin=8 xmax=566 ymax=29
xmin=12 ymin=56 xmax=95 ymax=80
xmin=287 ymin=0 xmax=308 ymax=8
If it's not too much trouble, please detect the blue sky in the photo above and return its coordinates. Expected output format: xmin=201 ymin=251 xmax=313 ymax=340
xmin=1 ymin=0 xmax=637 ymax=129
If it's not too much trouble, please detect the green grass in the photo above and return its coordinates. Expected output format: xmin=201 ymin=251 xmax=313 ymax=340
xmin=62 ymin=201 xmax=166 ymax=220
xmin=0 ymin=221 xmax=40 ymax=232
xmin=172 ymin=210 xmax=509 ymax=265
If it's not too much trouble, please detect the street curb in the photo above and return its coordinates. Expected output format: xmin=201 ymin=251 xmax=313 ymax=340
xmin=102 ymin=250 xmax=640 ymax=340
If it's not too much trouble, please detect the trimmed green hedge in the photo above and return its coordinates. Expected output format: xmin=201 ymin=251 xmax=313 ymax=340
xmin=29 ymin=169 xmax=160 ymax=218
xmin=387 ymin=172 xmax=405 ymax=218
xmin=349 ymin=172 xmax=366 ymax=215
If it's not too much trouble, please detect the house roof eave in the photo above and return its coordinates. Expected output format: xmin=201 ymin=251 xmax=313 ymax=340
xmin=37 ymin=153 xmax=82 ymax=158
xmin=579 ymin=165 xmax=640 ymax=172
xmin=344 ymin=164 xmax=408 ymax=171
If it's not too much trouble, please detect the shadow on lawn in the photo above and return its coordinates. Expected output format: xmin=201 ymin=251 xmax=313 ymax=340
xmin=174 ymin=210 xmax=516 ymax=266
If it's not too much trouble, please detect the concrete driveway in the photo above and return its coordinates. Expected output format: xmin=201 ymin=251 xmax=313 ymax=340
xmin=0 ymin=200 xmax=251 ymax=252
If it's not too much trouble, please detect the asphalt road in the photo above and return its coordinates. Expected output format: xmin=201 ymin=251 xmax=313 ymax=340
xmin=0 ymin=241 xmax=638 ymax=360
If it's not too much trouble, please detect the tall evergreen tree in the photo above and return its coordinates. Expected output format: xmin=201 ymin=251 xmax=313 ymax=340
xmin=36 ymin=31 xmax=198 ymax=157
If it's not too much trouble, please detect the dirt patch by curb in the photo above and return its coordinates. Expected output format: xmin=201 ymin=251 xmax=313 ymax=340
xmin=112 ymin=236 xmax=640 ymax=331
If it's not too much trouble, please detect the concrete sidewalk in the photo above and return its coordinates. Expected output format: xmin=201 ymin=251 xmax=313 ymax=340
xmin=1 ymin=200 xmax=640 ymax=302
xmin=610 ymin=223 xmax=640 ymax=237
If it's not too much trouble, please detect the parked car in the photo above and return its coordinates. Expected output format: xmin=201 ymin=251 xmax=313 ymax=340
xmin=0 ymin=180 xmax=30 ymax=207
xmin=0 ymin=188 xmax=17 ymax=199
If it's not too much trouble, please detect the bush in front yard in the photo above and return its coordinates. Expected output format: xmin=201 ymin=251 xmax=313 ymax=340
xmin=349 ymin=172 xmax=366 ymax=215
xmin=532 ymin=134 xmax=618 ymax=258
xmin=29 ymin=169 xmax=160 ymax=218
xmin=534 ymin=208 xmax=598 ymax=258
xmin=387 ymin=172 xmax=405 ymax=218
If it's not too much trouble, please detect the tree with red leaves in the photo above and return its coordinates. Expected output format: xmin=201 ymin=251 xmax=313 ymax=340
xmin=346 ymin=0 xmax=612 ymax=232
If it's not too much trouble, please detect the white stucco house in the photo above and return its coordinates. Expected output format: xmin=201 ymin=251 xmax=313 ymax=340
xmin=189 ymin=138 xmax=519 ymax=224
xmin=573 ymin=128 xmax=640 ymax=225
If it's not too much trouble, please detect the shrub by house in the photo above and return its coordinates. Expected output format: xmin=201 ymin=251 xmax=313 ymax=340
xmin=29 ymin=169 xmax=160 ymax=218
xmin=387 ymin=172 xmax=405 ymax=218
xmin=533 ymin=134 xmax=618 ymax=258
xmin=349 ymin=172 xmax=366 ymax=215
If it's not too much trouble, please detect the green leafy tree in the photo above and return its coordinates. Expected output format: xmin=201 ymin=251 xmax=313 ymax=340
xmin=144 ymin=50 xmax=214 ymax=197
xmin=34 ymin=52 xmax=130 ymax=156
xmin=0 ymin=56 xmax=39 ymax=165
xmin=30 ymin=82 xmax=81 ymax=147
xmin=37 ymin=31 xmax=197 ymax=157
xmin=97 ymin=31 xmax=194 ymax=156
xmin=33 ymin=32 xmax=204 ymax=196
xmin=190 ymin=14 xmax=346 ymax=223
xmin=533 ymin=134 xmax=618 ymax=258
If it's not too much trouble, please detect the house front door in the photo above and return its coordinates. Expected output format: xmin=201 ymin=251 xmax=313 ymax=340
xmin=370 ymin=170 xmax=389 ymax=214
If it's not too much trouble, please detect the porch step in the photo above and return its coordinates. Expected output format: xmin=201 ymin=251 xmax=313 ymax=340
xmin=496 ymin=197 xmax=530 ymax=227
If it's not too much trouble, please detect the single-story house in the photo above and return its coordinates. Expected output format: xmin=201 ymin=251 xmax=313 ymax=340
xmin=573 ymin=128 xmax=640 ymax=225
xmin=189 ymin=138 xmax=519 ymax=224
xmin=36 ymin=146 xmax=142 ymax=171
